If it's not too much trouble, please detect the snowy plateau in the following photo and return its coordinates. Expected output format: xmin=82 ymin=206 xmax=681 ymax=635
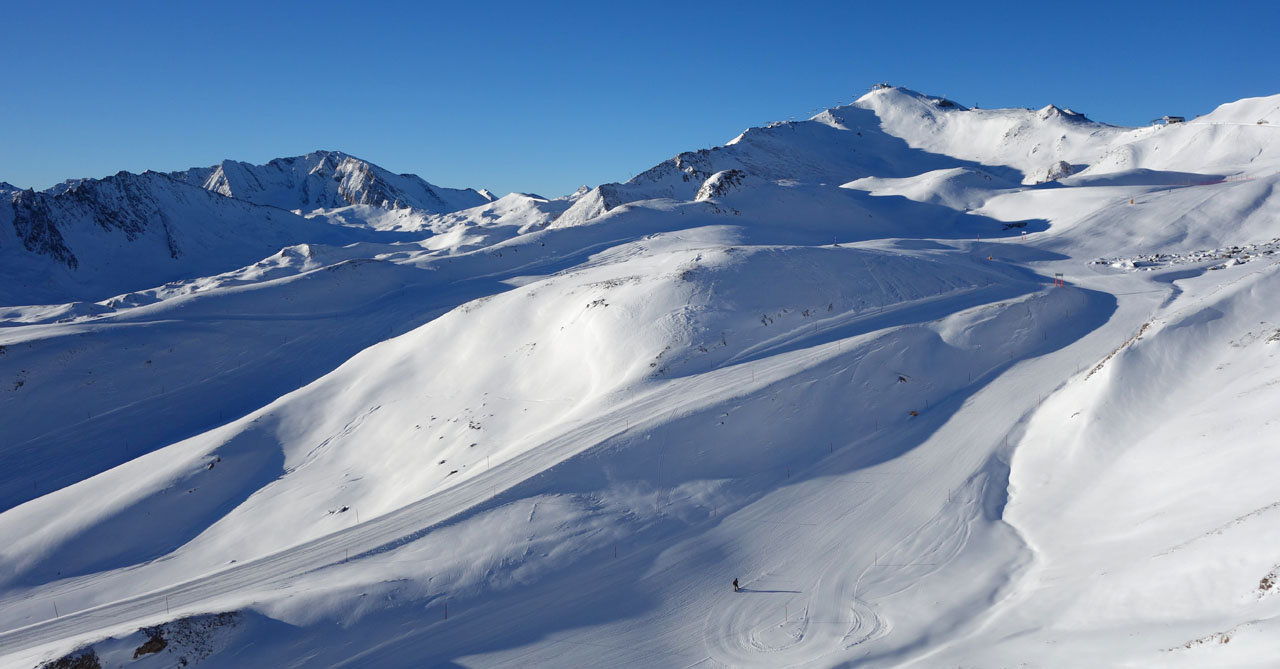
xmin=2 ymin=86 xmax=1280 ymax=668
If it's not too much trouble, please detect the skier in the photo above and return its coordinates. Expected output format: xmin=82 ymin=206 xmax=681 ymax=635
xmin=733 ymin=578 xmax=740 ymax=592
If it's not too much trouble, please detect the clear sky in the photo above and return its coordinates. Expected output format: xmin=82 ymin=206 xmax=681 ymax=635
xmin=2 ymin=0 xmax=1276 ymax=198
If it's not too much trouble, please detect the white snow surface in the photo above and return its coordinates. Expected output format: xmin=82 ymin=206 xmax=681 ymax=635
xmin=3 ymin=86 xmax=1280 ymax=668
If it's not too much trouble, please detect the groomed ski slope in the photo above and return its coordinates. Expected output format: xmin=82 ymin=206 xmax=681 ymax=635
xmin=2 ymin=87 xmax=1280 ymax=667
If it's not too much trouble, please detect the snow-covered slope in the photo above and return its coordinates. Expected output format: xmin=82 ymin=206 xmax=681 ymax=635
xmin=315 ymin=192 xmax=575 ymax=251
xmin=3 ymin=86 xmax=1280 ymax=669
xmin=1082 ymin=95 xmax=1280 ymax=176
xmin=170 ymin=150 xmax=493 ymax=214
xmin=858 ymin=87 xmax=1147 ymax=181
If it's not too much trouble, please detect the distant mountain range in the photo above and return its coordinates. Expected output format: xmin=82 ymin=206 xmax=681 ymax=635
xmin=6 ymin=87 xmax=1278 ymax=309
xmin=0 ymin=152 xmax=493 ymax=304
xmin=168 ymin=150 xmax=493 ymax=213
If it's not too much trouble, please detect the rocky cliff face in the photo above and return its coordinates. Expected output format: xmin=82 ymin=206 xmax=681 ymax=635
xmin=3 ymin=171 xmax=193 ymax=270
xmin=8 ymin=188 xmax=79 ymax=268
xmin=0 ymin=170 xmax=366 ymax=304
xmin=1 ymin=153 xmax=496 ymax=304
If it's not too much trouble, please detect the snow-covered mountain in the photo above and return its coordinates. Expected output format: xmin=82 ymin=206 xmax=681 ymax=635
xmin=549 ymin=87 xmax=1144 ymax=229
xmin=0 ymin=170 xmax=372 ymax=306
xmin=170 ymin=150 xmax=493 ymax=214
xmin=3 ymin=86 xmax=1280 ymax=668
xmin=0 ymin=153 xmax=499 ymax=307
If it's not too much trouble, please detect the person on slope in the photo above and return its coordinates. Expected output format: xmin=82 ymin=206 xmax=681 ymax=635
xmin=733 ymin=578 xmax=740 ymax=592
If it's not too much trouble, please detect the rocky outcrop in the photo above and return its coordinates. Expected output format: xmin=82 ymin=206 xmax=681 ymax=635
xmin=695 ymin=169 xmax=748 ymax=201
xmin=1030 ymin=160 xmax=1076 ymax=184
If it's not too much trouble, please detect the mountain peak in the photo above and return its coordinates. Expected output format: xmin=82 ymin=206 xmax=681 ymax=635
xmin=170 ymin=152 xmax=490 ymax=214
xmin=1036 ymin=104 xmax=1090 ymax=122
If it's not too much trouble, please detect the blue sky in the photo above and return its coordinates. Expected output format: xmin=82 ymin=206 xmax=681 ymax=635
xmin=2 ymin=0 xmax=1276 ymax=198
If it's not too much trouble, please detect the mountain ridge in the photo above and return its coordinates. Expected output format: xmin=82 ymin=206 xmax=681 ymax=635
xmin=169 ymin=150 xmax=493 ymax=214
xmin=0 ymin=169 xmax=368 ymax=305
